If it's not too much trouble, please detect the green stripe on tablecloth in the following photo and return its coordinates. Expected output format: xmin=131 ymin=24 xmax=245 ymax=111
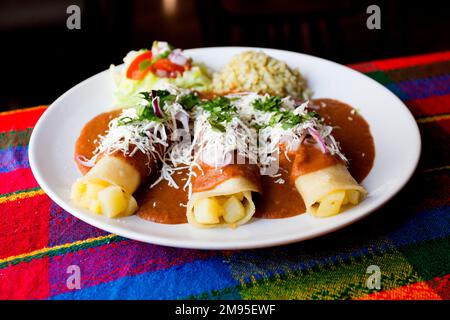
xmin=250 ymin=252 xmax=420 ymax=300
xmin=0 ymin=187 xmax=41 ymax=199
xmin=235 ymin=250 xmax=421 ymax=300
xmin=188 ymin=286 xmax=243 ymax=300
xmin=0 ymin=235 xmax=123 ymax=269
xmin=363 ymin=71 xmax=393 ymax=85
xmin=0 ymin=128 xmax=32 ymax=149
xmin=399 ymin=237 xmax=450 ymax=280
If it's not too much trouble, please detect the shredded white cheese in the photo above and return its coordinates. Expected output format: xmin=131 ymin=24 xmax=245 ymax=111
xmin=88 ymin=88 xmax=348 ymax=198
xmin=228 ymin=93 xmax=348 ymax=172
xmin=91 ymin=107 xmax=169 ymax=171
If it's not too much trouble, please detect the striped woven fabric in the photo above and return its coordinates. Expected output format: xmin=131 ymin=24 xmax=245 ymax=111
xmin=0 ymin=51 xmax=449 ymax=300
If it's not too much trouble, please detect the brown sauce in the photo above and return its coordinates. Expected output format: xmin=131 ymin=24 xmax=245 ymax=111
xmin=74 ymin=110 xmax=122 ymax=175
xmin=75 ymin=99 xmax=375 ymax=224
xmin=136 ymin=169 xmax=189 ymax=224
xmin=192 ymin=161 xmax=261 ymax=193
xmin=290 ymin=144 xmax=341 ymax=180
xmin=254 ymin=153 xmax=306 ymax=218
xmin=314 ymin=99 xmax=375 ymax=182
xmin=74 ymin=109 xmax=156 ymax=179
xmin=255 ymin=98 xmax=375 ymax=219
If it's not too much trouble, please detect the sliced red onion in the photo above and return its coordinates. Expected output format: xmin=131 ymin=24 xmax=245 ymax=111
xmin=303 ymin=137 xmax=316 ymax=146
xmin=306 ymin=102 xmax=319 ymax=110
xmin=168 ymin=49 xmax=188 ymax=66
xmin=293 ymin=98 xmax=305 ymax=106
xmin=155 ymin=69 xmax=168 ymax=78
xmin=75 ymin=155 xmax=96 ymax=168
xmin=308 ymin=127 xmax=328 ymax=154
xmin=151 ymin=90 xmax=164 ymax=118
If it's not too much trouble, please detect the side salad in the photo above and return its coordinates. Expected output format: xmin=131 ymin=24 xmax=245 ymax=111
xmin=110 ymin=41 xmax=211 ymax=107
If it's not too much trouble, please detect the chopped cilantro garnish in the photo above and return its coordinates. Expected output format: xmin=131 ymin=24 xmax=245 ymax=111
xmin=117 ymin=92 xmax=167 ymax=126
xmin=199 ymin=96 xmax=237 ymax=132
xmin=280 ymin=111 xmax=319 ymax=129
xmin=253 ymin=96 xmax=282 ymax=112
xmin=269 ymin=113 xmax=283 ymax=125
xmin=159 ymin=90 xmax=176 ymax=106
xmin=135 ymin=95 xmax=160 ymax=122
xmin=178 ymin=93 xmax=200 ymax=111
xmin=144 ymin=90 xmax=175 ymax=107
xmin=253 ymin=96 xmax=319 ymax=129
xmin=208 ymin=119 xmax=226 ymax=132
xmin=117 ymin=116 xmax=134 ymax=126
xmin=117 ymin=106 xmax=160 ymax=126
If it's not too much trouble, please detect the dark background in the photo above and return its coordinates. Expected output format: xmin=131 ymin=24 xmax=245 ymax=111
xmin=1 ymin=0 xmax=449 ymax=111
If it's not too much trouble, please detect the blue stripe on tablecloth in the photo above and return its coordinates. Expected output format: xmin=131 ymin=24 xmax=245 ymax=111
xmin=50 ymin=257 xmax=240 ymax=300
xmin=0 ymin=146 xmax=29 ymax=173
xmin=387 ymin=206 xmax=450 ymax=246
xmin=386 ymin=74 xmax=450 ymax=100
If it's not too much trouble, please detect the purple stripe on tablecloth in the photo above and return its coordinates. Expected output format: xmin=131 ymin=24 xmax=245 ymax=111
xmin=49 ymin=202 xmax=109 ymax=246
xmin=49 ymin=239 xmax=218 ymax=296
xmin=397 ymin=74 xmax=450 ymax=100
xmin=0 ymin=146 xmax=29 ymax=173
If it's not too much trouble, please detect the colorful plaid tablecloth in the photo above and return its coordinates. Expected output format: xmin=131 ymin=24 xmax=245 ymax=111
xmin=0 ymin=51 xmax=449 ymax=300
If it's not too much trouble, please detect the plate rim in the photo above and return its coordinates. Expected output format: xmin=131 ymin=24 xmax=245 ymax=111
xmin=28 ymin=46 xmax=421 ymax=250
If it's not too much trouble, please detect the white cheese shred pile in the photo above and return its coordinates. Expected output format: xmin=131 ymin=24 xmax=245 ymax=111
xmin=87 ymin=88 xmax=347 ymax=198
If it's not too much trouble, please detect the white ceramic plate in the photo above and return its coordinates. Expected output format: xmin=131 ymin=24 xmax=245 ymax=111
xmin=29 ymin=47 xmax=421 ymax=250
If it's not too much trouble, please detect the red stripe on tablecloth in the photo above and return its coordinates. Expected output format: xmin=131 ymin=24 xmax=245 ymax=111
xmin=406 ymin=94 xmax=450 ymax=117
xmin=0 ymin=106 xmax=47 ymax=132
xmin=0 ymin=194 xmax=50 ymax=259
xmin=0 ymin=105 xmax=47 ymax=116
xmin=427 ymin=274 xmax=450 ymax=299
xmin=348 ymin=62 xmax=379 ymax=73
xmin=0 ymin=257 xmax=50 ymax=299
xmin=349 ymin=51 xmax=450 ymax=72
xmin=357 ymin=277 xmax=444 ymax=300
xmin=0 ymin=168 xmax=39 ymax=194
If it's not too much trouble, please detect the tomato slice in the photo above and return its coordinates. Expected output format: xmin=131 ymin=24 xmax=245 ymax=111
xmin=151 ymin=58 xmax=187 ymax=78
xmin=126 ymin=51 xmax=190 ymax=79
xmin=126 ymin=51 xmax=153 ymax=80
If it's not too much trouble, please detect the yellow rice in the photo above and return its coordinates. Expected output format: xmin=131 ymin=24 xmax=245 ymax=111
xmin=212 ymin=50 xmax=310 ymax=98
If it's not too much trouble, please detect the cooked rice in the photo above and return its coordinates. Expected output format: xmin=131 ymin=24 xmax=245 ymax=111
xmin=212 ymin=50 xmax=310 ymax=98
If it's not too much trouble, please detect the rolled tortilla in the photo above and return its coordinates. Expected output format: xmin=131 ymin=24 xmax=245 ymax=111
xmin=72 ymin=138 xmax=158 ymax=218
xmin=187 ymin=161 xmax=261 ymax=228
xmin=291 ymin=144 xmax=367 ymax=217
